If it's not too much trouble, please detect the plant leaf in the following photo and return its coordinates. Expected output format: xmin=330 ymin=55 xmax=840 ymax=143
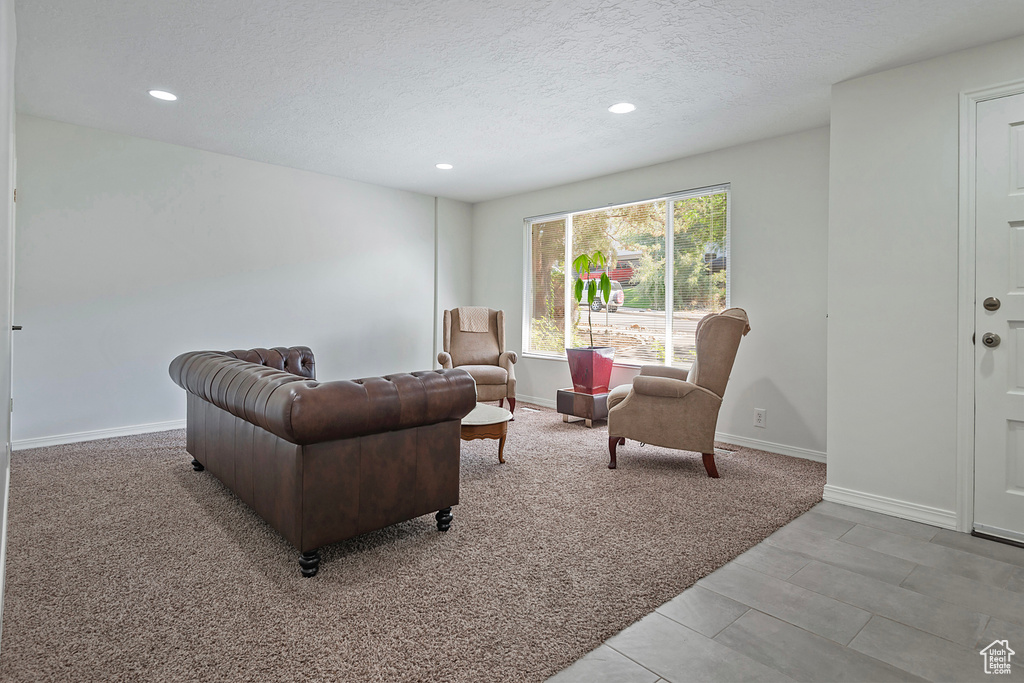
xmin=586 ymin=279 xmax=597 ymax=304
xmin=573 ymin=277 xmax=584 ymax=302
xmin=599 ymin=272 xmax=611 ymax=303
xmin=572 ymin=253 xmax=589 ymax=274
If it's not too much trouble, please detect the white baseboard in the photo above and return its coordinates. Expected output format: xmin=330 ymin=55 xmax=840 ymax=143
xmin=823 ymin=484 xmax=957 ymax=530
xmin=12 ymin=419 xmax=186 ymax=451
xmin=714 ymin=432 xmax=826 ymax=463
xmin=519 ymin=397 xmax=826 ymax=463
xmin=518 ymin=394 xmax=557 ymax=409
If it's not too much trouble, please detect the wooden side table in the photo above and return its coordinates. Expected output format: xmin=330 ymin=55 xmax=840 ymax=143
xmin=556 ymin=389 xmax=609 ymax=428
xmin=461 ymin=402 xmax=512 ymax=463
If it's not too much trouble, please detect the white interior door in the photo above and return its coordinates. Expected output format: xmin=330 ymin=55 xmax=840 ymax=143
xmin=975 ymin=91 xmax=1024 ymax=543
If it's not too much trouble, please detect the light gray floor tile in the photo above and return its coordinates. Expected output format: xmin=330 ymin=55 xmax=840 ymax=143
xmin=698 ymin=563 xmax=871 ymax=645
xmin=766 ymin=525 xmax=916 ymax=585
xmin=606 ymin=613 xmax=795 ymax=683
xmin=733 ymin=542 xmax=811 ymax=580
xmin=901 ymin=565 xmax=1024 ymax=627
xmin=656 ymin=585 xmax=749 ymax=637
xmin=929 ymin=529 xmax=1024 ymax=568
xmin=788 ymin=560 xmax=988 ymax=647
xmin=849 ymin=616 xmax=1018 ymax=683
xmin=547 ymin=645 xmax=659 ymax=683
xmin=814 ymin=502 xmax=940 ymax=541
xmin=1008 ymin=567 xmax=1024 ymax=594
xmin=782 ymin=511 xmax=856 ymax=539
xmin=975 ymin=617 xmax=1024 ymax=651
xmin=840 ymin=525 xmax=1017 ymax=587
xmin=715 ymin=609 xmax=924 ymax=682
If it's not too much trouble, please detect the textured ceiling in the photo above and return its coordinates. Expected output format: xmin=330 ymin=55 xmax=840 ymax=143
xmin=14 ymin=1 xmax=1024 ymax=202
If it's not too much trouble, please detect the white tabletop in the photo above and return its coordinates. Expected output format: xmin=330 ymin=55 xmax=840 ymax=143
xmin=462 ymin=402 xmax=512 ymax=426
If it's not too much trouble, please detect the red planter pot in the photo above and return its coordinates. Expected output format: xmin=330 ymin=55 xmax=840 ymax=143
xmin=566 ymin=346 xmax=615 ymax=394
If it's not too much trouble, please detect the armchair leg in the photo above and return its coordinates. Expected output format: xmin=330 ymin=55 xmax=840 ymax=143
xmin=702 ymin=453 xmax=720 ymax=479
xmin=191 ymin=458 xmax=204 ymax=472
xmin=608 ymin=436 xmax=625 ymax=469
xmin=507 ymin=397 xmax=515 ymax=416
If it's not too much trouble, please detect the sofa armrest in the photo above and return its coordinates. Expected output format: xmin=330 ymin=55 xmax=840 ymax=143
xmin=632 ymin=375 xmax=719 ymax=402
xmin=438 ymin=351 xmax=453 ymax=369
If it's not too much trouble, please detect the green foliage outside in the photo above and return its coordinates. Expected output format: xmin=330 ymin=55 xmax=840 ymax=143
xmin=568 ymin=193 xmax=726 ymax=312
xmin=571 ymin=250 xmax=611 ymax=348
xmin=528 ymin=192 xmax=727 ymax=357
xmin=619 ymin=194 xmax=727 ymax=312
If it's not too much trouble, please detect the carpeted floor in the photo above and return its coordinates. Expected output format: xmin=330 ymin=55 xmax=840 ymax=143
xmin=0 ymin=404 xmax=825 ymax=682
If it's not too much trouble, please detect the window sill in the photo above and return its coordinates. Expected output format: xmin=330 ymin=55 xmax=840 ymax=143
xmin=520 ymin=352 xmax=692 ymax=372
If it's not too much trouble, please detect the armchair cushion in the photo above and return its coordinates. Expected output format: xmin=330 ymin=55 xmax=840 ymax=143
xmin=459 ymin=364 xmax=508 ymax=386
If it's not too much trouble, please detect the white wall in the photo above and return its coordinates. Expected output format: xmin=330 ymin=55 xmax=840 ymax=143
xmin=472 ymin=127 xmax=830 ymax=458
xmin=827 ymin=34 xmax=1024 ymax=527
xmin=0 ymin=0 xmax=15 ymax=646
xmin=435 ymin=196 xmax=473 ymax=361
xmin=13 ymin=115 xmax=471 ymax=446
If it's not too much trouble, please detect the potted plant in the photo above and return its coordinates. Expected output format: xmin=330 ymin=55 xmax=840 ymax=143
xmin=566 ymin=250 xmax=615 ymax=394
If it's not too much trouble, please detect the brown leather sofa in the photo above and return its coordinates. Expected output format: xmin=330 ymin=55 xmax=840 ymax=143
xmin=169 ymin=346 xmax=476 ymax=577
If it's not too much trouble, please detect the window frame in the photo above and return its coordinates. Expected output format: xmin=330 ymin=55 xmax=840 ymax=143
xmin=521 ymin=184 xmax=731 ymax=368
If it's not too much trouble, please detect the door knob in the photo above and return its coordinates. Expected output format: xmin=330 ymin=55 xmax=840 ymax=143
xmin=984 ymin=297 xmax=1001 ymax=311
xmin=982 ymin=332 xmax=1001 ymax=348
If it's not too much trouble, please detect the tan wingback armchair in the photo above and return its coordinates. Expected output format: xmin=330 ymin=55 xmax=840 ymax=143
xmin=438 ymin=308 xmax=518 ymax=415
xmin=606 ymin=308 xmax=750 ymax=477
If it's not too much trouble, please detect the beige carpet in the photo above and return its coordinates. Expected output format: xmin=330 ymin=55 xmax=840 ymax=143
xmin=0 ymin=404 xmax=825 ymax=682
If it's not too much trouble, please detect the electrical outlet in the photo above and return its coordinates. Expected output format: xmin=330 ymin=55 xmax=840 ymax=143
xmin=754 ymin=408 xmax=766 ymax=428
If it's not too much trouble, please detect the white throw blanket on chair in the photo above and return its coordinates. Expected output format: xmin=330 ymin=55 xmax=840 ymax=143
xmin=458 ymin=306 xmax=490 ymax=333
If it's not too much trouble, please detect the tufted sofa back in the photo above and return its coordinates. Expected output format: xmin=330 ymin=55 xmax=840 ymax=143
xmin=225 ymin=346 xmax=315 ymax=379
xmin=168 ymin=349 xmax=476 ymax=446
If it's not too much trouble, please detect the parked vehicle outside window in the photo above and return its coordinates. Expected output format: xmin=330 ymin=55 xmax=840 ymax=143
xmin=581 ymin=279 xmax=624 ymax=312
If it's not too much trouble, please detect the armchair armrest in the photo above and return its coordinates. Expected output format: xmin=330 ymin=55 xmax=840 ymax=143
xmin=632 ymin=375 xmax=720 ymax=402
xmin=499 ymin=351 xmax=517 ymax=393
xmin=639 ymin=364 xmax=690 ymax=381
xmin=437 ymin=351 xmax=453 ymax=369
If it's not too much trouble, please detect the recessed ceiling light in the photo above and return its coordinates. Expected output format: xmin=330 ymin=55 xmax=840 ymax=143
xmin=608 ymin=102 xmax=636 ymax=114
xmin=148 ymin=90 xmax=178 ymax=101
xmin=435 ymin=163 xmax=453 ymax=170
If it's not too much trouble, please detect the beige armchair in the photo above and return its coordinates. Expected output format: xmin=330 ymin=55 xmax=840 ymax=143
xmin=438 ymin=307 xmax=518 ymax=415
xmin=606 ymin=308 xmax=750 ymax=477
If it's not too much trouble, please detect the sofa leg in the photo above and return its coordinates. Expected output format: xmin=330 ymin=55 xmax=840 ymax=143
xmin=608 ymin=436 xmax=625 ymax=469
xmin=435 ymin=507 xmax=453 ymax=532
xmin=702 ymin=453 xmax=720 ymax=479
xmin=191 ymin=458 xmax=204 ymax=472
xmin=299 ymin=549 xmax=320 ymax=578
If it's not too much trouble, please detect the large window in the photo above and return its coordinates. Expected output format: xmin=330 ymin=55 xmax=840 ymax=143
xmin=525 ymin=185 xmax=729 ymax=367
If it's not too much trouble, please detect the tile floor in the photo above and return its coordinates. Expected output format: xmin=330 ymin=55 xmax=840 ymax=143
xmin=548 ymin=501 xmax=1024 ymax=683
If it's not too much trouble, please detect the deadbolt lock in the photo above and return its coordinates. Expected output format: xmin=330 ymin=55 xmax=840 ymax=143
xmin=984 ymin=297 xmax=1001 ymax=311
xmin=982 ymin=332 xmax=1001 ymax=348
